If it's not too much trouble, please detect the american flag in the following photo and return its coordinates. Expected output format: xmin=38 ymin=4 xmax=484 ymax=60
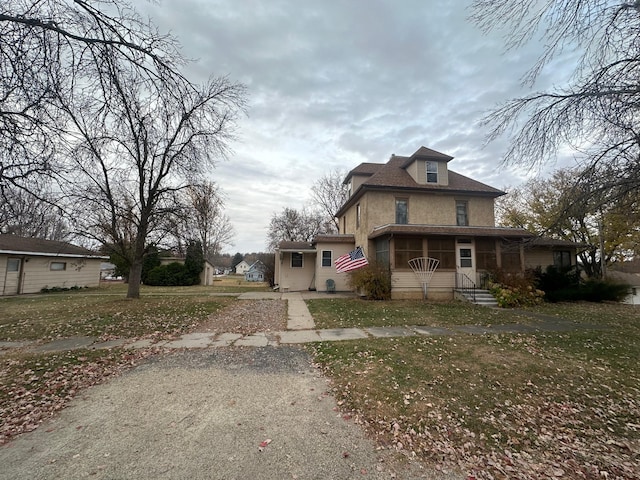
xmin=335 ymin=246 xmax=369 ymax=273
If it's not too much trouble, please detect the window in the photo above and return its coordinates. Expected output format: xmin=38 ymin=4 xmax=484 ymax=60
xmin=7 ymin=258 xmax=20 ymax=272
xmin=394 ymin=237 xmax=423 ymax=268
xmin=321 ymin=250 xmax=332 ymax=267
xmin=356 ymin=203 xmax=361 ymax=228
xmin=376 ymin=238 xmax=390 ymax=267
xmin=50 ymin=262 xmax=66 ymax=271
xmin=459 ymin=248 xmax=472 ymax=267
xmin=501 ymin=242 xmax=521 ymax=272
xmin=426 ymin=161 xmax=438 ymax=183
xmin=456 ymin=200 xmax=468 ymax=226
xmin=395 ymin=198 xmax=408 ymax=224
xmin=291 ymin=253 xmax=303 ymax=268
xmin=428 ymin=237 xmax=455 ymax=269
xmin=553 ymin=251 xmax=572 ymax=268
xmin=475 ymin=238 xmax=497 ymax=270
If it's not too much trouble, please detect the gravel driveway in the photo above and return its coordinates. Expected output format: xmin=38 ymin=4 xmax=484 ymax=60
xmin=0 ymin=346 xmax=457 ymax=480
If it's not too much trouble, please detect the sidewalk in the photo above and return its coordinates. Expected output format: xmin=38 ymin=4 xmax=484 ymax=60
xmin=1 ymin=291 xmax=597 ymax=355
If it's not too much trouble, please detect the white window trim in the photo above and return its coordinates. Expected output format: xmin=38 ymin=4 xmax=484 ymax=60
xmin=291 ymin=252 xmax=304 ymax=268
xmin=426 ymin=161 xmax=438 ymax=183
xmin=321 ymin=250 xmax=332 ymax=268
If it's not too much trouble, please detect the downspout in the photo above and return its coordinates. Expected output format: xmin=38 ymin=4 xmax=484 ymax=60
xmin=18 ymin=256 xmax=27 ymax=294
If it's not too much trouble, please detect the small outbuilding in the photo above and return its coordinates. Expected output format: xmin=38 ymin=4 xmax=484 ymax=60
xmin=0 ymin=234 xmax=107 ymax=295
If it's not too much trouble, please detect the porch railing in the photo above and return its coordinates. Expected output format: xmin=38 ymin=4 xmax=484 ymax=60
xmin=455 ymin=272 xmax=477 ymax=302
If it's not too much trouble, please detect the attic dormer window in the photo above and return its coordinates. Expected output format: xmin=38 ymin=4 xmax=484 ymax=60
xmin=426 ymin=161 xmax=438 ymax=183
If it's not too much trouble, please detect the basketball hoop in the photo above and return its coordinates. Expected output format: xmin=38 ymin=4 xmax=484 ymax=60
xmin=408 ymin=257 xmax=440 ymax=299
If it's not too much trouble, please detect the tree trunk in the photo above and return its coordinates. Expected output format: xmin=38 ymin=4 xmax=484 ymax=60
xmin=126 ymin=234 xmax=146 ymax=299
xmin=127 ymin=261 xmax=142 ymax=298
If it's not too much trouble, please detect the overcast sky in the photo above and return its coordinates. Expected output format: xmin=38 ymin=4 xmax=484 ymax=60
xmin=140 ymin=0 xmax=575 ymax=254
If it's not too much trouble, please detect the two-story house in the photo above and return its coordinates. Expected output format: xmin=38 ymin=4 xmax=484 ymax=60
xmin=275 ymin=146 xmax=580 ymax=299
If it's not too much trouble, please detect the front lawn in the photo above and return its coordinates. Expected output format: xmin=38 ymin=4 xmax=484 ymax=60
xmin=309 ymin=301 xmax=640 ymax=479
xmin=0 ymin=289 xmax=233 ymax=341
xmin=307 ymin=298 xmax=535 ymax=329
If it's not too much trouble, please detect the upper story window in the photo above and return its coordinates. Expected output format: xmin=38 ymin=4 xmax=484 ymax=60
xmin=456 ymin=200 xmax=468 ymax=226
xmin=356 ymin=203 xmax=361 ymax=228
xmin=426 ymin=161 xmax=438 ymax=183
xmin=291 ymin=252 xmax=303 ymax=268
xmin=395 ymin=198 xmax=408 ymax=224
xmin=321 ymin=250 xmax=332 ymax=267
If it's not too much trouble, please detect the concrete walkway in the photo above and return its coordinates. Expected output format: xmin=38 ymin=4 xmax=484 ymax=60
xmin=1 ymin=291 xmax=601 ymax=356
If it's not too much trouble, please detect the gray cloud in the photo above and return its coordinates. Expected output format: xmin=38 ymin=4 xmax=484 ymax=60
xmin=140 ymin=0 xmax=574 ymax=252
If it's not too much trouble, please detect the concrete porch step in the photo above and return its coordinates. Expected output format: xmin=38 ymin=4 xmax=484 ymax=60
xmin=456 ymin=288 xmax=499 ymax=307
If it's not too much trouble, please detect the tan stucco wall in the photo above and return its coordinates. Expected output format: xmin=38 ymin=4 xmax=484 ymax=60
xmin=314 ymin=242 xmax=354 ymax=292
xmin=524 ymin=248 xmax=554 ymax=270
xmin=1 ymin=254 xmax=102 ymax=295
xmin=350 ymin=174 xmax=369 ymax=195
xmin=276 ymin=251 xmax=315 ymax=292
xmin=344 ymin=191 xmax=496 ymax=232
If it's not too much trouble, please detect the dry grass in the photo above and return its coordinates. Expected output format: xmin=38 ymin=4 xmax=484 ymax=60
xmin=310 ymin=302 xmax=640 ymax=479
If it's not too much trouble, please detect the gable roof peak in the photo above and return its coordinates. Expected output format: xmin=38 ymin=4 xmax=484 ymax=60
xmin=409 ymin=146 xmax=454 ymax=162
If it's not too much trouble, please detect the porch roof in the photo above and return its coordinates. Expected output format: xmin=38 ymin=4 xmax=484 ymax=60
xmin=369 ymin=224 xmax=534 ymax=239
xmin=276 ymin=241 xmax=316 ymax=253
xmin=313 ymin=234 xmax=355 ymax=244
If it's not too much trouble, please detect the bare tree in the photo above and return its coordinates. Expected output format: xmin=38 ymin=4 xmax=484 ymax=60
xmin=169 ymin=181 xmax=236 ymax=260
xmin=0 ymin=182 xmax=68 ymax=240
xmin=470 ymin=1 xmax=640 ymax=207
xmin=1 ymin=1 xmax=248 ymax=298
xmin=0 ymin=0 xmax=185 ymax=195
xmin=266 ymin=207 xmax=331 ymax=252
xmin=309 ymin=169 xmax=349 ymax=233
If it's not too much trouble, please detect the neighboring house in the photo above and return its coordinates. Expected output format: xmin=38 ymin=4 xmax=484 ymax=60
xmin=234 ymin=260 xmax=250 ymax=275
xmin=245 ymin=260 xmax=266 ymax=282
xmin=275 ymin=146 xmax=582 ymax=298
xmin=0 ymin=234 xmax=107 ymax=295
xmin=608 ymin=261 xmax=640 ymax=306
xmin=158 ymin=256 xmax=216 ymax=286
xmin=100 ymin=262 xmax=117 ymax=279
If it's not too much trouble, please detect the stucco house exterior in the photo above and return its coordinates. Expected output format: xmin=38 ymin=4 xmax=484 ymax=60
xmin=275 ymin=146 xmax=581 ymax=299
xmin=0 ymin=234 xmax=107 ymax=295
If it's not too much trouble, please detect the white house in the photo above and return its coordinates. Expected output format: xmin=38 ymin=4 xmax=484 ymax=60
xmin=234 ymin=260 xmax=250 ymax=275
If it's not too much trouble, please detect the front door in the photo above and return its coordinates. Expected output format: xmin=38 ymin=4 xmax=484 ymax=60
xmin=4 ymin=257 xmax=21 ymax=295
xmin=456 ymin=239 xmax=476 ymax=284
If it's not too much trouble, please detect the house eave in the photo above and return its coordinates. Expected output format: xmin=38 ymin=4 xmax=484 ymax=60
xmin=368 ymin=224 xmax=534 ymax=240
xmin=336 ymin=184 xmax=504 ymax=218
xmin=0 ymin=249 xmax=109 ymax=260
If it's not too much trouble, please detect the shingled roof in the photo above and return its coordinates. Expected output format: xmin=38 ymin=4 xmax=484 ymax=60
xmin=338 ymin=148 xmax=505 ymax=217
xmin=0 ymin=234 xmax=105 ymax=258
